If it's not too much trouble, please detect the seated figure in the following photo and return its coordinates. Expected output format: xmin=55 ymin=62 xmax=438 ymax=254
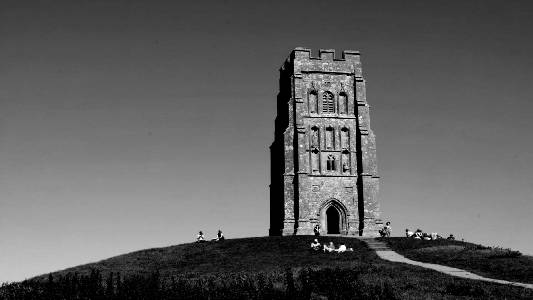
xmin=405 ymin=229 xmax=414 ymax=237
xmin=196 ymin=231 xmax=206 ymax=243
xmin=336 ymin=244 xmax=347 ymax=253
xmin=447 ymin=234 xmax=455 ymax=240
xmin=379 ymin=222 xmax=392 ymax=237
xmin=310 ymin=239 xmax=321 ymax=251
xmin=430 ymin=232 xmax=438 ymax=240
xmin=211 ymin=230 xmax=225 ymax=242
xmin=413 ymin=229 xmax=423 ymax=239
xmin=323 ymin=242 xmax=336 ymax=253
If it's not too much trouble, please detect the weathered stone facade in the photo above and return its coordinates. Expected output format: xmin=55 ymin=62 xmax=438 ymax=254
xmin=269 ymin=48 xmax=382 ymax=237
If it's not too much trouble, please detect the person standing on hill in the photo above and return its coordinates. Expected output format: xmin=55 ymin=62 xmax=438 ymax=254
xmin=313 ymin=224 xmax=320 ymax=236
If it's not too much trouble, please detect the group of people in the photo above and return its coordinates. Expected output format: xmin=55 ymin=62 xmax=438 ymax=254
xmin=196 ymin=230 xmax=225 ymax=242
xmin=377 ymin=222 xmax=456 ymax=241
xmin=405 ymin=228 xmax=455 ymax=241
xmin=310 ymin=239 xmax=354 ymax=253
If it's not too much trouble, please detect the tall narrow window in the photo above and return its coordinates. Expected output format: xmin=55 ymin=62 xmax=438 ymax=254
xmin=341 ymin=150 xmax=350 ymax=173
xmin=341 ymin=127 xmax=349 ymax=149
xmin=325 ymin=127 xmax=334 ymax=149
xmin=327 ymin=154 xmax=336 ymax=171
xmin=311 ymin=148 xmax=319 ymax=172
xmin=309 ymin=91 xmax=318 ymax=113
xmin=311 ymin=126 xmax=319 ymax=148
xmin=339 ymin=92 xmax=348 ymax=115
xmin=322 ymin=91 xmax=335 ymax=113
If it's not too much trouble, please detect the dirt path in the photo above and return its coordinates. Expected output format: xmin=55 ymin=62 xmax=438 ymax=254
xmin=361 ymin=238 xmax=533 ymax=290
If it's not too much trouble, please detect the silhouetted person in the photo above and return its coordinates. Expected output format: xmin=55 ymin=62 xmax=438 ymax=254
xmin=447 ymin=234 xmax=455 ymax=240
xmin=313 ymin=224 xmax=320 ymax=236
xmin=215 ymin=229 xmax=225 ymax=242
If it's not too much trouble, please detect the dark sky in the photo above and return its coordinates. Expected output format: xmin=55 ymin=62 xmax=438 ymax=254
xmin=1 ymin=0 xmax=532 ymax=282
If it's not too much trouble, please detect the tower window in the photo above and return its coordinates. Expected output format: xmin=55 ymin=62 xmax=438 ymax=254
xmin=341 ymin=149 xmax=350 ymax=173
xmin=325 ymin=126 xmax=334 ymax=149
xmin=311 ymin=148 xmax=319 ymax=172
xmin=339 ymin=92 xmax=348 ymax=114
xmin=311 ymin=126 xmax=319 ymax=147
xmin=309 ymin=91 xmax=318 ymax=113
xmin=322 ymin=91 xmax=335 ymax=113
xmin=341 ymin=127 xmax=349 ymax=149
xmin=326 ymin=154 xmax=336 ymax=171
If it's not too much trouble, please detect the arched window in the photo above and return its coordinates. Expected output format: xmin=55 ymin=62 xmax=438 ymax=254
xmin=338 ymin=92 xmax=348 ymax=115
xmin=311 ymin=126 xmax=319 ymax=147
xmin=309 ymin=91 xmax=318 ymax=113
xmin=325 ymin=126 xmax=334 ymax=149
xmin=322 ymin=91 xmax=335 ymax=113
xmin=326 ymin=154 xmax=336 ymax=171
xmin=341 ymin=127 xmax=349 ymax=149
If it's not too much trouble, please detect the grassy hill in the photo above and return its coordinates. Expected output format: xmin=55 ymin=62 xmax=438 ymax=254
xmin=2 ymin=236 xmax=533 ymax=299
xmin=382 ymin=237 xmax=533 ymax=284
xmin=34 ymin=236 xmax=377 ymax=281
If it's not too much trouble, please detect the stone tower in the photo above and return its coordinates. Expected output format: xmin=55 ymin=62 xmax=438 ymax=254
xmin=269 ymin=48 xmax=382 ymax=237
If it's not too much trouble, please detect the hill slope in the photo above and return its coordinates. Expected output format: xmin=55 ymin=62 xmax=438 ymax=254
xmin=2 ymin=236 xmax=532 ymax=299
xmin=35 ymin=236 xmax=376 ymax=280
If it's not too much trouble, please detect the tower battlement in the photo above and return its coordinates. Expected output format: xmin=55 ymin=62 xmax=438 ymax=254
xmin=292 ymin=47 xmax=360 ymax=62
xmin=280 ymin=47 xmax=363 ymax=76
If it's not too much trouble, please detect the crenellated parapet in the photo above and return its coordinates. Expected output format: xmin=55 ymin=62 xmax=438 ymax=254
xmin=293 ymin=47 xmax=361 ymax=62
xmin=287 ymin=48 xmax=363 ymax=77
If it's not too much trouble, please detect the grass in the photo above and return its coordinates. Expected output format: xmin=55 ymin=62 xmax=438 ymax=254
xmin=34 ymin=236 xmax=376 ymax=281
xmin=2 ymin=236 xmax=532 ymax=299
xmin=381 ymin=237 xmax=533 ymax=284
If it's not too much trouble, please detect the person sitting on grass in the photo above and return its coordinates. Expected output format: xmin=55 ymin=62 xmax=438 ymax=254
xmin=447 ymin=234 xmax=455 ymax=240
xmin=323 ymin=242 xmax=336 ymax=253
xmin=422 ymin=232 xmax=431 ymax=240
xmin=413 ymin=229 xmax=423 ymax=239
xmin=405 ymin=228 xmax=414 ymax=237
xmin=310 ymin=239 xmax=321 ymax=251
xmin=430 ymin=232 xmax=438 ymax=240
xmin=336 ymin=243 xmax=347 ymax=253
xmin=379 ymin=222 xmax=391 ymax=237
xmin=196 ymin=231 xmax=206 ymax=243
xmin=211 ymin=229 xmax=224 ymax=242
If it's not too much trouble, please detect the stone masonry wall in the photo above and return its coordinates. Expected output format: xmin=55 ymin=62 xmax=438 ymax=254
xmin=270 ymin=48 xmax=382 ymax=237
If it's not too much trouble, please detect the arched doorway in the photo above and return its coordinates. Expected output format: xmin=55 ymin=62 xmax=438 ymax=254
xmin=319 ymin=198 xmax=348 ymax=235
xmin=326 ymin=206 xmax=340 ymax=234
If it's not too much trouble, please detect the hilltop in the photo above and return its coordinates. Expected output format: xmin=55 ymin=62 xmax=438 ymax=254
xmin=2 ymin=236 xmax=532 ymax=299
xmin=34 ymin=236 xmax=376 ymax=281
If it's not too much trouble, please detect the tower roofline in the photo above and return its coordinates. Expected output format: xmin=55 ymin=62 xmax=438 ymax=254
xmin=293 ymin=47 xmax=361 ymax=61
